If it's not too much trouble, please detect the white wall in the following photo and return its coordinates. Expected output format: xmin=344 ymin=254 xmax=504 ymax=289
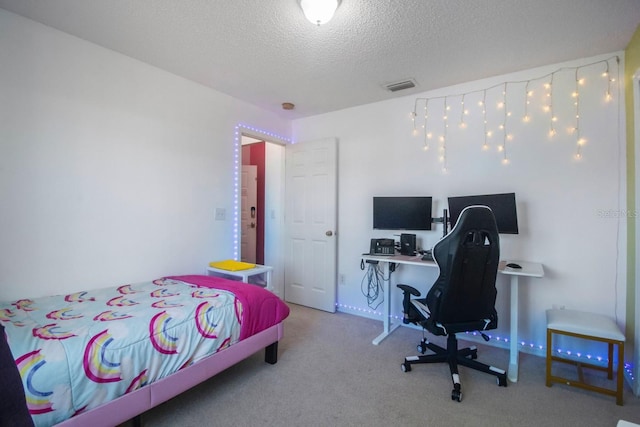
xmin=293 ymin=53 xmax=627 ymax=355
xmin=264 ymin=142 xmax=286 ymax=297
xmin=0 ymin=9 xmax=290 ymax=300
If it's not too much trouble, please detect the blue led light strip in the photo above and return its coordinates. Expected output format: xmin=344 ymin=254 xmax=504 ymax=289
xmin=335 ymin=302 xmax=630 ymax=369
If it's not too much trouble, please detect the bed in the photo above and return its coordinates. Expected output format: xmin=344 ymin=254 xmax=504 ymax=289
xmin=0 ymin=274 xmax=290 ymax=427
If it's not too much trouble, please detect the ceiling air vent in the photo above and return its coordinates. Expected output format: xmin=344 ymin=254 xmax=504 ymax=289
xmin=384 ymin=78 xmax=417 ymax=92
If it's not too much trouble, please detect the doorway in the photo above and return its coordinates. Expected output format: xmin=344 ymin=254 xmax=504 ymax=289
xmin=240 ymin=164 xmax=258 ymax=263
xmin=241 ymin=139 xmax=264 ymax=264
xmin=235 ymin=128 xmax=339 ymax=311
xmin=239 ymin=131 xmax=286 ymax=296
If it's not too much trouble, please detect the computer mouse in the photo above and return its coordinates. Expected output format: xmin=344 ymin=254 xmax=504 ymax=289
xmin=506 ymin=263 xmax=522 ymax=269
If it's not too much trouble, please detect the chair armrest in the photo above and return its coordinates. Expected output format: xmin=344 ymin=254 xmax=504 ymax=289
xmin=397 ymin=284 xmax=422 ymax=324
xmin=397 ymin=284 xmax=421 ymax=296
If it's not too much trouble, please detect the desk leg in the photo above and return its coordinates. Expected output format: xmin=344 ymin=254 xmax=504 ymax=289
xmin=508 ymin=275 xmax=519 ymax=382
xmin=265 ymin=270 xmax=273 ymax=292
xmin=372 ymin=263 xmax=399 ymax=345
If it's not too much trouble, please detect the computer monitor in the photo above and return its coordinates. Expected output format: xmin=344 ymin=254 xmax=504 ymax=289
xmin=373 ymin=196 xmax=433 ymax=231
xmin=447 ymin=192 xmax=519 ymax=234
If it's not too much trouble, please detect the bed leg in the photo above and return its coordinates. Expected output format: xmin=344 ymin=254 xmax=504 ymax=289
xmin=132 ymin=414 xmax=142 ymax=427
xmin=265 ymin=341 xmax=278 ymax=364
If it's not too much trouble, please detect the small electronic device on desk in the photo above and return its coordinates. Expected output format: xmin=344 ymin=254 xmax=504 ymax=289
xmin=369 ymin=238 xmax=395 ymax=256
xmin=400 ymin=233 xmax=416 ymax=255
xmin=421 ymin=250 xmax=433 ymax=261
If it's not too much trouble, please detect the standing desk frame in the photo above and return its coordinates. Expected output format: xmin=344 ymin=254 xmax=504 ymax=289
xmin=499 ymin=260 xmax=544 ymax=382
xmin=360 ymin=253 xmax=544 ymax=382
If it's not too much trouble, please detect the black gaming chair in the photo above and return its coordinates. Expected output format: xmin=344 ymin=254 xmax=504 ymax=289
xmin=397 ymin=205 xmax=507 ymax=402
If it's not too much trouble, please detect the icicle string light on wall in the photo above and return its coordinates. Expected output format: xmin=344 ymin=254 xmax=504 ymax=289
xmin=574 ymin=68 xmax=585 ymax=159
xmin=547 ymin=72 xmax=556 ymax=138
xmin=423 ymin=99 xmax=430 ymax=151
xmin=523 ymin=80 xmax=532 ymax=123
xmin=500 ymin=83 xmax=510 ymax=164
xmin=481 ymin=90 xmax=490 ymax=150
xmin=459 ymin=93 xmax=468 ymax=129
xmin=603 ymin=59 xmax=615 ymax=102
xmin=410 ymin=56 xmax=619 ymax=169
xmin=441 ymin=97 xmax=449 ymax=172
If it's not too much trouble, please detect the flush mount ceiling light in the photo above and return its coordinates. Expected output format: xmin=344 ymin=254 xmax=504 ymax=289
xmin=299 ymin=0 xmax=341 ymax=26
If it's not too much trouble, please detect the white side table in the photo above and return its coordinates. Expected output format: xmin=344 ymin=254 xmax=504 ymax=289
xmin=206 ymin=264 xmax=273 ymax=291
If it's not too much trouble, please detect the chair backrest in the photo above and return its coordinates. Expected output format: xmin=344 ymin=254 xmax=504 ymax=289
xmin=426 ymin=205 xmax=500 ymax=328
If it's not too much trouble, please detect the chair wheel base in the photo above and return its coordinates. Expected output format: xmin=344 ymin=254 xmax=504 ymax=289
xmin=451 ymin=389 xmax=462 ymax=402
xmin=401 ymin=362 xmax=411 ymax=372
xmin=497 ymin=374 xmax=508 ymax=387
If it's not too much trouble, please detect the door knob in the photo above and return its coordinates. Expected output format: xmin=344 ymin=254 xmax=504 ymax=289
xmin=325 ymin=230 xmax=333 ymax=236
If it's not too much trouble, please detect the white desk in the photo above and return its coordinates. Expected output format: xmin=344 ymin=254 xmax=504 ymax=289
xmin=360 ymin=254 xmax=544 ymax=383
xmin=361 ymin=254 xmax=437 ymax=345
xmin=497 ymin=260 xmax=545 ymax=382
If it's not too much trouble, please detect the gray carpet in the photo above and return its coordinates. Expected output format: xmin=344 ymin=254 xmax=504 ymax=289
xmin=135 ymin=303 xmax=639 ymax=427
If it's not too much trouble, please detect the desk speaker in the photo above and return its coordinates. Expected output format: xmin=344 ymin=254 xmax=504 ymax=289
xmin=400 ymin=233 xmax=416 ymax=255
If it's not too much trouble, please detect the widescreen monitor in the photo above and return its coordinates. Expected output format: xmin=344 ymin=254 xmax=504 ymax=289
xmin=447 ymin=192 xmax=519 ymax=234
xmin=373 ymin=196 xmax=433 ymax=231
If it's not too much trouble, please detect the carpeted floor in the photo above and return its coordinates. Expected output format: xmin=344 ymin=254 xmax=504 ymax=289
xmin=134 ymin=303 xmax=639 ymax=427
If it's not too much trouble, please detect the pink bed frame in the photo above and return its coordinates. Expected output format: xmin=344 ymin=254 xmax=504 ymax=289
xmin=54 ymin=322 xmax=284 ymax=426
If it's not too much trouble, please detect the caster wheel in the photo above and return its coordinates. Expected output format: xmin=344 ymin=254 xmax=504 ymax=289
xmin=401 ymin=362 xmax=411 ymax=372
xmin=451 ymin=389 xmax=462 ymax=402
xmin=497 ymin=375 xmax=508 ymax=387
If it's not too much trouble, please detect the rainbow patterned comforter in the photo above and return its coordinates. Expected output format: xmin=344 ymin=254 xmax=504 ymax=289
xmin=0 ymin=275 xmax=290 ymax=427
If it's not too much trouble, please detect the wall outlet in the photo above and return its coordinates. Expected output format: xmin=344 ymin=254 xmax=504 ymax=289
xmin=215 ymin=208 xmax=226 ymax=221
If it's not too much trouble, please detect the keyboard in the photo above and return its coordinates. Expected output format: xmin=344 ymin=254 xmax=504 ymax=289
xmin=421 ymin=251 xmax=433 ymax=261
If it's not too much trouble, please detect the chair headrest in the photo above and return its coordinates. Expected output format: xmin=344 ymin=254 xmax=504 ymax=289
xmin=450 ymin=205 xmax=498 ymax=234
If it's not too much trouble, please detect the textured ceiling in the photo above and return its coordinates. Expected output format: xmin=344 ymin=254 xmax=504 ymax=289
xmin=1 ymin=0 xmax=639 ymax=119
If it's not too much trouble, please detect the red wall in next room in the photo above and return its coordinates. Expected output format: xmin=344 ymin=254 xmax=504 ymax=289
xmin=241 ymin=142 xmax=265 ymax=264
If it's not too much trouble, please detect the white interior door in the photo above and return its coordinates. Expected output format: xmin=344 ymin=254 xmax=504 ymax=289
xmin=284 ymin=138 xmax=337 ymax=312
xmin=241 ymin=165 xmax=257 ymax=264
